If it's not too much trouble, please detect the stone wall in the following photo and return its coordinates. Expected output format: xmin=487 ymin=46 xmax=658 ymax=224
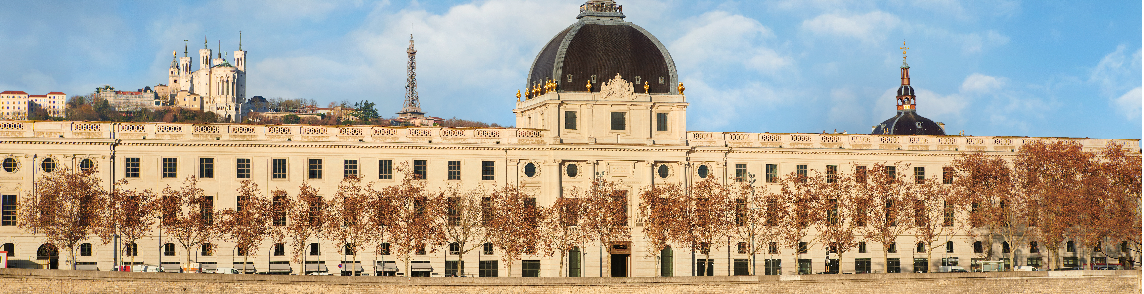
xmin=0 ymin=268 xmax=1137 ymax=293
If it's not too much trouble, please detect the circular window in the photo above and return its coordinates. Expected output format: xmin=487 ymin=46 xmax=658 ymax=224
xmin=41 ymin=158 xmax=56 ymax=173
xmin=566 ymin=163 xmax=578 ymax=178
xmin=2 ymin=157 xmax=18 ymax=173
xmin=524 ymin=162 xmax=537 ymax=178
xmin=697 ymin=165 xmax=709 ymax=179
xmin=657 ymin=164 xmax=670 ymax=179
xmin=80 ymin=159 xmax=95 ymax=172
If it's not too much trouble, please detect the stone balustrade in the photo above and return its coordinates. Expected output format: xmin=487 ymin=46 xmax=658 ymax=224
xmin=687 ymin=131 xmax=1139 ymax=152
xmin=0 ymin=121 xmax=549 ymax=145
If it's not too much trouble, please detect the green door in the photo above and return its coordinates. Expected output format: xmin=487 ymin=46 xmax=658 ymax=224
xmin=661 ymin=247 xmax=673 ymax=277
xmin=568 ymin=248 xmax=581 ymax=277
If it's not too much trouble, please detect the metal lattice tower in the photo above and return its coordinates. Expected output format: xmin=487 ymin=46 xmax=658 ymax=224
xmin=398 ymin=34 xmax=424 ymax=118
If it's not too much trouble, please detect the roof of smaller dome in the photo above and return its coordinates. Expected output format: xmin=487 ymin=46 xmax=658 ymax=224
xmin=897 ymin=85 xmax=914 ymax=96
xmin=871 ymin=110 xmax=946 ymax=136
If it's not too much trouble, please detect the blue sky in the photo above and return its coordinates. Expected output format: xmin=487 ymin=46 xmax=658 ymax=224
xmin=0 ymin=0 xmax=1139 ymax=139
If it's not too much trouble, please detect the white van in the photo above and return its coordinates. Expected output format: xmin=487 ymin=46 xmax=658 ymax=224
xmin=214 ymin=267 xmax=240 ymax=274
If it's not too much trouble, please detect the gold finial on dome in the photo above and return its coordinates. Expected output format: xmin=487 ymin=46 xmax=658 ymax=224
xmin=643 ymin=81 xmax=649 ymax=94
xmin=900 ymin=40 xmax=909 ymax=62
xmin=677 ymin=82 xmax=685 ymax=95
xmin=586 ymin=79 xmax=592 ymax=92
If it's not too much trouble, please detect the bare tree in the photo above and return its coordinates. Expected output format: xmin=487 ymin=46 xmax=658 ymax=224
xmin=379 ymin=164 xmax=445 ymax=276
xmin=859 ymin=163 xmax=913 ymax=273
xmin=286 ymin=183 xmax=325 ymax=272
xmin=486 ymin=185 xmax=544 ymax=276
xmin=20 ymin=166 xmax=107 ymax=270
xmin=441 ymin=185 xmax=489 ymax=277
xmin=98 ymin=180 xmax=157 ymax=268
xmin=579 ymin=176 xmax=631 ymax=277
xmin=544 ymin=193 xmax=589 ymax=277
xmin=325 ymin=176 xmax=374 ymax=275
xmin=219 ymin=180 xmax=271 ymax=274
xmin=813 ymin=171 xmax=861 ymax=273
xmin=159 ymin=176 xmax=220 ymax=266
xmin=638 ymin=183 xmax=684 ymax=276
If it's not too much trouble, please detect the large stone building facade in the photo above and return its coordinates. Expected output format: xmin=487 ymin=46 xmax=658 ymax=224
xmin=0 ymin=91 xmax=66 ymax=120
xmin=0 ymin=0 xmax=1137 ymax=277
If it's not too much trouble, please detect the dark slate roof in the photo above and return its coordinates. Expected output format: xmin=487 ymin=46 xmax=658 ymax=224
xmin=897 ymin=84 xmax=914 ymax=96
xmin=528 ymin=21 xmax=678 ymax=94
xmin=871 ymin=110 xmax=946 ymax=136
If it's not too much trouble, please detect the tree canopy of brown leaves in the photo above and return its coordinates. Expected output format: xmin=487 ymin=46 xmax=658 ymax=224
xmin=638 ymin=183 xmax=685 ymax=276
xmin=159 ymin=176 xmax=220 ymax=265
xmin=219 ymin=180 xmax=272 ymax=273
xmin=543 ymin=193 xmax=589 ymax=277
xmin=440 ymin=185 xmax=489 ymax=277
xmin=286 ymin=182 xmax=324 ymax=264
xmin=98 ymin=179 xmax=157 ymax=266
xmin=325 ymin=176 xmax=375 ymax=274
xmin=486 ymin=185 xmax=544 ymax=276
xmin=377 ymin=164 xmax=445 ymax=275
xmin=858 ymin=163 xmax=914 ymax=273
xmin=578 ymin=177 xmax=631 ymax=277
xmin=20 ymin=165 xmax=107 ymax=270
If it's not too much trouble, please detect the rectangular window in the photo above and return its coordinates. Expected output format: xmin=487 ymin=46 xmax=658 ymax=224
xmin=855 ymin=166 xmax=867 ymax=184
xmin=413 ymin=160 xmax=427 ymax=179
xmin=273 ymin=243 xmax=285 ymax=256
xmin=826 ymin=165 xmax=838 ymax=183
xmin=888 ymin=242 xmax=897 ymax=253
xmin=481 ymin=161 xmax=495 ymax=180
xmin=201 ymin=196 xmax=213 ymax=225
xmin=855 ymin=258 xmax=872 ymax=274
xmin=200 ymin=243 xmax=213 ymax=256
xmin=272 ymin=194 xmax=287 ymax=226
xmin=656 ymin=112 xmax=668 ymax=132
xmin=448 ymin=161 xmax=461 ymax=180
xmin=446 ymin=260 xmax=465 ymax=277
xmin=236 ymin=158 xmax=251 ymax=179
xmin=1 ymin=195 xmax=16 ymax=226
xmin=379 ymin=243 xmax=391 ymax=255
xmin=858 ymin=242 xmax=867 ymax=253
xmin=125 ymin=157 xmax=140 ymax=178
xmin=164 ymin=243 xmax=176 ymax=256
xmin=199 ymin=158 xmax=214 ymax=178
xmin=610 ymin=111 xmax=626 ymax=131
xmin=735 ymin=164 xmax=747 ymax=182
xmin=564 ymin=111 xmax=577 ymax=130
xmin=344 ymin=159 xmax=358 ymax=179
xmin=308 ymin=159 xmax=322 ymax=179
xmin=797 ymin=259 xmax=812 ymax=275
xmin=79 ymin=243 xmax=92 ymax=256
xmin=885 ymin=166 xmax=896 ymax=180
xmin=272 ymin=159 xmax=286 ymax=179
xmin=162 ymin=158 xmax=177 ymax=178
xmin=378 ymin=160 xmax=393 ymax=180
xmin=887 ymin=258 xmax=901 ymax=273
xmin=765 ymin=164 xmax=778 ymax=183
xmin=734 ymin=259 xmax=750 ymax=276
xmin=914 ymin=166 xmax=925 ymax=184
xmin=913 ymin=258 xmax=929 ymax=273
xmin=796 ymin=165 xmax=808 ymax=181
xmin=768 ymin=242 xmax=779 ymax=254
xmin=522 ymin=260 xmax=541 ymax=277
xmin=764 ymin=259 xmax=781 ymax=275
xmin=798 ymin=242 xmax=808 ymax=254
xmin=483 ymin=242 xmax=494 ymax=255
xmin=943 ymin=201 xmax=954 ymax=227
xmin=309 ymin=243 xmax=320 ymax=256
xmin=479 ymin=260 xmax=498 ymax=277
xmin=942 ymin=166 xmax=953 ymax=184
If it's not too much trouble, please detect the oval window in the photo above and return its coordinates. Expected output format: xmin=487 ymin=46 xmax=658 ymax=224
xmin=2 ymin=157 xmax=17 ymax=173
xmin=566 ymin=163 xmax=578 ymax=178
xmin=657 ymin=165 xmax=669 ymax=179
xmin=41 ymin=158 xmax=56 ymax=173
xmin=697 ymin=165 xmax=709 ymax=179
xmin=524 ymin=163 xmax=537 ymax=178
xmin=80 ymin=159 xmax=95 ymax=172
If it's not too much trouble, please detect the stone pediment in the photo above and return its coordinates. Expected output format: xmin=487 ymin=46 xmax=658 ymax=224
xmin=600 ymin=73 xmax=636 ymax=101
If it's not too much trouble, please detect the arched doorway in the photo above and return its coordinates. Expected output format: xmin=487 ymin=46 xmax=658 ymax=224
xmin=37 ymin=244 xmax=59 ymax=269
xmin=660 ymin=246 xmax=673 ymax=277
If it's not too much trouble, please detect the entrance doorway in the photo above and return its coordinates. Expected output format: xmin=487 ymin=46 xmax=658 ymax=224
xmin=611 ymin=254 xmax=629 ymax=277
xmin=37 ymin=244 xmax=58 ymax=269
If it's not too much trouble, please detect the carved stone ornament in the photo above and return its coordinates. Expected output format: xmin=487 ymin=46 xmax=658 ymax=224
xmin=600 ymin=73 xmax=636 ymax=101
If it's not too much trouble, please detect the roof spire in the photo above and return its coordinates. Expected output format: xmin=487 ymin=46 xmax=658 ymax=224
xmin=896 ymin=41 xmax=915 ymax=111
xmin=900 ymin=40 xmax=909 ymax=68
xmin=183 ymin=39 xmax=188 ymax=57
xmin=398 ymin=34 xmax=423 ymax=118
xmin=239 ymin=31 xmax=243 ymax=51
xmin=204 ymin=36 xmax=208 ymax=49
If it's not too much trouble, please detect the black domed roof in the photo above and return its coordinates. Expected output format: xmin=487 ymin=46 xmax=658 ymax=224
xmin=527 ymin=14 xmax=678 ymax=94
xmin=897 ymin=85 xmax=914 ymax=96
xmin=872 ymin=110 xmax=946 ymax=136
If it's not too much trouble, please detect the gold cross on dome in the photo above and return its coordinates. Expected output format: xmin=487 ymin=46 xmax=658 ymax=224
xmin=900 ymin=41 xmax=909 ymax=61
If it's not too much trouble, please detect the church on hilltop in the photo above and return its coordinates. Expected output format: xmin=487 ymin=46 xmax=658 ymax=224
xmin=165 ymin=34 xmax=248 ymax=122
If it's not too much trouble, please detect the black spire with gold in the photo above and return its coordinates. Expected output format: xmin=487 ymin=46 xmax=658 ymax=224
xmin=871 ymin=42 xmax=946 ymax=136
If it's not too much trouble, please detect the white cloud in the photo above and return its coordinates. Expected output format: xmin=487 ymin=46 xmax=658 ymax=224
xmin=801 ymin=10 xmax=900 ymax=45
xmin=1114 ymin=87 xmax=1141 ymax=119
xmin=671 ymin=11 xmax=789 ymax=75
xmin=960 ymin=73 xmax=1004 ymax=93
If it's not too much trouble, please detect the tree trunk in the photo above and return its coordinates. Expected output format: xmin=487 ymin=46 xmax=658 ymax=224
xmin=883 ymin=249 xmax=890 ymax=273
xmin=243 ymin=249 xmax=249 ymax=274
xmin=559 ymin=250 xmax=566 ymax=278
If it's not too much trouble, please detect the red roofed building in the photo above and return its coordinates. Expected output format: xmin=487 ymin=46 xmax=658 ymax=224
xmin=0 ymin=90 xmax=64 ymax=120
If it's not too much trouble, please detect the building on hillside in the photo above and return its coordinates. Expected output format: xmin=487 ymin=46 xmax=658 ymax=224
xmin=166 ymin=34 xmax=247 ymax=121
xmin=93 ymin=85 xmax=161 ymax=111
xmin=0 ymin=91 xmax=66 ymax=120
xmin=0 ymin=1 xmax=1137 ymax=277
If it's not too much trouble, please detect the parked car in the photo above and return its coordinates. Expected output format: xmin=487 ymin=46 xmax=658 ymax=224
xmin=214 ymin=267 xmax=240 ymax=274
xmin=1092 ymin=264 xmax=1119 ymax=270
xmin=1014 ymin=266 xmax=1038 ymax=271
xmin=937 ymin=266 xmax=967 ymax=273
